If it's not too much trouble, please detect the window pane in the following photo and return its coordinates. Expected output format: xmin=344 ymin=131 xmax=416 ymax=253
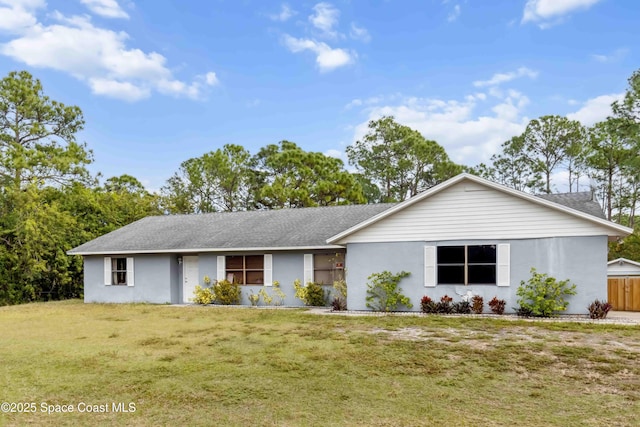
xmin=314 ymin=254 xmax=335 ymax=270
xmin=113 ymin=271 xmax=127 ymax=285
xmin=226 ymin=271 xmax=244 ymax=284
xmin=113 ymin=257 xmax=127 ymax=271
xmin=314 ymin=270 xmax=333 ymax=285
xmin=226 ymin=256 xmax=243 ymax=269
xmin=246 ymin=271 xmax=264 ymax=285
xmin=245 ymin=255 xmax=263 ymax=270
xmin=468 ymin=265 xmax=496 ymax=284
xmin=437 ymin=246 xmax=465 ymax=264
xmin=438 ymin=265 xmax=464 ymax=284
xmin=468 ymin=245 xmax=496 ymax=263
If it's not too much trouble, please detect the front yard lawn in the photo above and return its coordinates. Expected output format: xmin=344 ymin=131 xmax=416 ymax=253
xmin=1 ymin=301 xmax=638 ymax=426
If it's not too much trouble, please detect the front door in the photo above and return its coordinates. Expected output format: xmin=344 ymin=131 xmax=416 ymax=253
xmin=182 ymin=256 xmax=199 ymax=303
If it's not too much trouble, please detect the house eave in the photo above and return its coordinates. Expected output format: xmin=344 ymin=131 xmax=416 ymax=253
xmin=67 ymin=244 xmax=346 ymax=256
xmin=326 ymin=173 xmax=634 ymax=244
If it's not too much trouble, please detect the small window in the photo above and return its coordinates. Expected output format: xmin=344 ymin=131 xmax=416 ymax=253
xmin=437 ymin=245 xmax=496 ymax=285
xmin=313 ymin=253 xmax=345 ymax=284
xmin=225 ymin=255 xmax=264 ymax=285
xmin=112 ymin=258 xmax=128 ymax=285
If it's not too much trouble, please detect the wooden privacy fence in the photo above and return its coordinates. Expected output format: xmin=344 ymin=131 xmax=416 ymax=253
xmin=608 ymin=277 xmax=640 ymax=311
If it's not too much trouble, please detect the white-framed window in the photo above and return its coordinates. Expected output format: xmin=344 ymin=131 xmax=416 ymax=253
xmin=304 ymin=252 xmax=345 ymax=284
xmin=424 ymin=244 xmax=509 ymax=287
xmin=223 ymin=255 xmax=262 ymax=285
xmin=104 ymin=257 xmax=134 ymax=286
xmin=216 ymin=254 xmax=272 ymax=286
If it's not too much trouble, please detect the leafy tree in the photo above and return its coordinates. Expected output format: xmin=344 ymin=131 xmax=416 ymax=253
xmin=162 ymin=144 xmax=253 ymax=213
xmin=0 ymin=70 xmax=91 ymax=188
xmin=586 ymin=119 xmax=632 ymax=220
xmin=251 ymin=140 xmax=365 ymax=208
xmin=612 ymin=68 xmax=640 ymax=123
xmin=487 ymin=135 xmax=543 ymax=192
xmin=522 ymin=115 xmax=585 ymax=194
xmin=0 ymin=71 xmax=93 ymax=304
xmin=347 ymin=116 xmax=460 ymax=202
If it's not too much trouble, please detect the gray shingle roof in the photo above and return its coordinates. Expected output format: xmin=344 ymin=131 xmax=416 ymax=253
xmin=536 ymin=192 xmax=605 ymax=219
xmin=68 ymin=185 xmax=608 ymax=256
xmin=68 ymin=204 xmax=394 ymax=255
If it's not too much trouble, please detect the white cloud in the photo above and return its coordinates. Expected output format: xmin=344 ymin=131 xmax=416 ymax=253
xmin=269 ymin=4 xmax=295 ymax=22
xmin=349 ymin=22 xmax=371 ymax=42
xmin=203 ymin=71 xmax=219 ymax=86
xmin=344 ymin=96 xmax=382 ymax=110
xmin=309 ymin=2 xmax=340 ymax=38
xmin=0 ymin=8 xmax=218 ymax=101
xmin=80 ymin=0 xmax=129 ymax=19
xmin=0 ymin=0 xmax=44 ymax=34
xmin=473 ymin=67 xmax=538 ymax=87
xmin=350 ymin=92 xmax=529 ymax=168
xmin=282 ymin=35 xmax=353 ymax=72
xmin=89 ymin=78 xmax=149 ymax=101
xmin=324 ymin=149 xmax=343 ymax=159
xmin=566 ymin=93 xmax=623 ymax=126
xmin=447 ymin=4 xmax=461 ymax=22
xmin=344 ymin=99 xmax=363 ymax=109
xmin=522 ymin=0 xmax=602 ymax=28
xmin=590 ymin=48 xmax=629 ymax=63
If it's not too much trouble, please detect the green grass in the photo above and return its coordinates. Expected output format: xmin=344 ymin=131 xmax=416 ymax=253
xmin=0 ymin=301 xmax=639 ymax=426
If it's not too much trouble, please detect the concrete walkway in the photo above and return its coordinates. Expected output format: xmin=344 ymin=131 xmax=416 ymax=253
xmin=609 ymin=310 xmax=640 ymax=321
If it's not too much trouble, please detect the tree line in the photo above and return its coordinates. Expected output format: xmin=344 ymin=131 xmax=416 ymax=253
xmin=1 ymin=68 xmax=639 ymax=305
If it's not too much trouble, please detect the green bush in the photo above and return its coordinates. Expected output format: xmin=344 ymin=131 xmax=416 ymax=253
xmin=293 ymin=279 xmax=327 ymax=306
xmin=305 ymin=282 xmax=327 ymax=306
xmin=365 ymin=271 xmax=412 ymax=312
xmin=213 ymin=279 xmax=241 ymax=305
xmin=516 ymin=268 xmax=577 ymax=317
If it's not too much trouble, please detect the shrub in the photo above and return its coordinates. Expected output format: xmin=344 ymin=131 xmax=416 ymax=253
xmin=516 ymin=268 xmax=577 ymax=317
xmin=191 ymin=285 xmax=214 ymax=305
xmin=588 ymin=299 xmax=612 ymax=319
xmin=293 ymin=279 xmax=327 ymax=306
xmin=434 ymin=294 xmax=453 ymax=314
xmin=272 ymin=281 xmax=286 ymax=306
xmin=333 ymin=279 xmax=347 ymax=299
xmin=213 ymin=279 xmax=241 ymax=305
xmin=488 ymin=297 xmax=506 ymax=315
xmin=365 ymin=271 xmax=412 ymax=312
xmin=306 ymin=282 xmax=327 ymax=306
xmin=331 ymin=296 xmax=347 ymax=311
xmin=191 ymin=276 xmax=215 ymax=304
xmin=452 ymin=301 xmax=471 ymax=314
xmin=516 ymin=306 xmax=534 ymax=317
xmin=248 ymin=291 xmax=260 ymax=307
xmin=420 ymin=296 xmax=437 ymax=313
xmin=471 ymin=295 xmax=484 ymax=314
xmin=258 ymin=288 xmax=273 ymax=306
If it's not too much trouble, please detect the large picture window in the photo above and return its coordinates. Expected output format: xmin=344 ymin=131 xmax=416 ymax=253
xmin=437 ymin=245 xmax=496 ymax=285
xmin=313 ymin=253 xmax=345 ymax=284
xmin=225 ymin=255 xmax=264 ymax=285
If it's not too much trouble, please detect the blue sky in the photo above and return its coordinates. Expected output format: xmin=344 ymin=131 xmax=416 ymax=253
xmin=0 ymin=0 xmax=638 ymax=191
